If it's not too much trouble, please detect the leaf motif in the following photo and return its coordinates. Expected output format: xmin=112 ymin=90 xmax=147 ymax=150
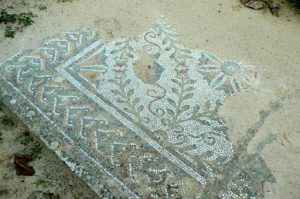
xmin=127 ymin=89 xmax=134 ymax=97
xmin=108 ymin=79 xmax=116 ymax=84
xmin=167 ymin=98 xmax=177 ymax=108
xmin=205 ymin=101 xmax=211 ymax=110
xmin=198 ymin=120 xmax=211 ymax=126
xmin=115 ymin=41 xmax=124 ymax=46
xmin=171 ymin=79 xmax=180 ymax=85
xmin=137 ymin=105 xmax=144 ymax=112
xmin=193 ymin=105 xmax=200 ymax=114
xmin=154 ymin=53 xmax=160 ymax=59
xmin=132 ymin=97 xmax=140 ymax=105
xmin=183 ymin=49 xmax=192 ymax=54
xmin=116 ymin=98 xmax=126 ymax=103
xmin=127 ymin=53 xmax=134 ymax=58
xmin=110 ymin=49 xmax=118 ymax=54
xmin=123 ymin=79 xmax=131 ymax=87
xmin=162 ymin=37 xmax=168 ymax=45
xmin=128 ymin=46 xmax=134 ymax=51
xmin=204 ymin=52 xmax=222 ymax=63
xmin=111 ymin=89 xmax=122 ymax=96
xmin=185 ymin=87 xmax=194 ymax=92
xmin=161 ymin=118 xmax=171 ymax=126
xmin=123 ymin=107 xmax=132 ymax=113
xmin=169 ymin=53 xmax=175 ymax=59
xmin=187 ymin=79 xmax=197 ymax=84
xmin=183 ymin=93 xmax=194 ymax=100
xmin=171 ymin=87 xmax=179 ymax=94
xmin=157 ymin=29 xmax=162 ymax=36
xmin=166 ymin=108 xmax=175 ymax=116
xmin=181 ymin=105 xmax=190 ymax=112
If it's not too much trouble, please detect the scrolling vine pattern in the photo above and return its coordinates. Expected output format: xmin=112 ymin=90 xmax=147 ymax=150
xmin=0 ymin=16 xmax=276 ymax=198
xmin=83 ymin=16 xmax=271 ymax=198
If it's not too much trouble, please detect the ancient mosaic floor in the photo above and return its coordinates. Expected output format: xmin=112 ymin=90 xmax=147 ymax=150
xmin=0 ymin=16 xmax=288 ymax=198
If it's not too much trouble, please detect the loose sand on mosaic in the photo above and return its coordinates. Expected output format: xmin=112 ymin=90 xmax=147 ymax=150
xmin=0 ymin=0 xmax=300 ymax=199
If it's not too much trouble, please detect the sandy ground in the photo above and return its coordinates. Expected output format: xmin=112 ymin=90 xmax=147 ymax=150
xmin=0 ymin=102 xmax=98 ymax=199
xmin=0 ymin=0 xmax=300 ymax=198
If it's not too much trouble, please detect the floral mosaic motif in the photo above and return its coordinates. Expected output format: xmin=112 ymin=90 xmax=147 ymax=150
xmin=0 ymin=16 xmax=275 ymax=198
xmin=197 ymin=52 xmax=258 ymax=94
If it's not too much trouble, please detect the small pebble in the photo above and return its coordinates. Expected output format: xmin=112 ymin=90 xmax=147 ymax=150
xmin=10 ymin=99 xmax=16 ymax=105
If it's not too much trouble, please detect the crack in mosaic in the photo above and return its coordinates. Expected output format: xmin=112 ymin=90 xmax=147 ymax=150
xmin=0 ymin=16 xmax=275 ymax=198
